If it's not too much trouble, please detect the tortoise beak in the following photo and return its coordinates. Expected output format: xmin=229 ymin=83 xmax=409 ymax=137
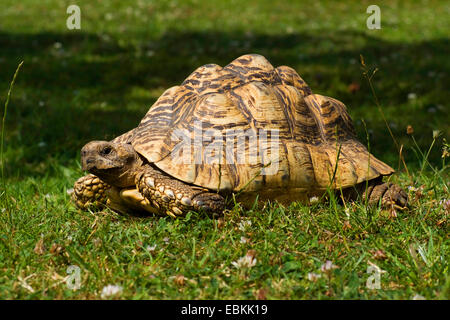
xmin=81 ymin=158 xmax=96 ymax=171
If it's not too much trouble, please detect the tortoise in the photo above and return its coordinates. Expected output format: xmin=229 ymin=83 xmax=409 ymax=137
xmin=72 ymin=54 xmax=407 ymax=217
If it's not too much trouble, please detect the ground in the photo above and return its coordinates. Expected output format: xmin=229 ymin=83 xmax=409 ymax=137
xmin=0 ymin=0 xmax=448 ymax=299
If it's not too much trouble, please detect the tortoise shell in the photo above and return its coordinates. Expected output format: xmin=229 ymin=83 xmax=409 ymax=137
xmin=115 ymin=54 xmax=393 ymax=197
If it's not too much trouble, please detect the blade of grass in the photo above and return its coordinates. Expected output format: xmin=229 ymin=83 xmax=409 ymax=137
xmin=1 ymin=61 xmax=24 ymax=187
xmin=360 ymin=55 xmax=411 ymax=180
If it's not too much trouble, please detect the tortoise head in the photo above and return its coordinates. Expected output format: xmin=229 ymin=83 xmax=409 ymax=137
xmin=81 ymin=141 xmax=142 ymax=187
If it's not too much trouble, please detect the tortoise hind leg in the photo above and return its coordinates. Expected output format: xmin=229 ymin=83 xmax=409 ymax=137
xmin=72 ymin=174 xmax=110 ymax=210
xmin=343 ymin=177 xmax=408 ymax=209
xmin=364 ymin=179 xmax=408 ymax=209
xmin=135 ymin=165 xmax=225 ymax=217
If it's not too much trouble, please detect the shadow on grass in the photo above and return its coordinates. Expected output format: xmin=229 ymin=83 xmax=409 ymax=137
xmin=0 ymin=29 xmax=448 ymax=177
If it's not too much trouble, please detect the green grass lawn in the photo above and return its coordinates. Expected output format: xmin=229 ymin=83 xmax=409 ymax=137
xmin=0 ymin=0 xmax=448 ymax=299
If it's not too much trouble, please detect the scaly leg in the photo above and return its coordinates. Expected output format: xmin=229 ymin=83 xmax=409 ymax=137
xmin=342 ymin=177 xmax=408 ymax=209
xmin=72 ymin=174 xmax=110 ymax=210
xmin=135 ymin=165 xmax=225 ymax=218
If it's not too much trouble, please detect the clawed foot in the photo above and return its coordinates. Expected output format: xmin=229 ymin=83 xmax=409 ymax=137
xmin=192 ymin=192 xmax=225 ymax=216
xmin=364 ymin=181 xmax=408 ymax=210
xmin=72 ymin=174 xmax=110 ymax=210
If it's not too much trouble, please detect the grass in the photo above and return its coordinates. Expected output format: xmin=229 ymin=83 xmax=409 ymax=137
xmin=0 ymin=0 xmax=448 ymax=299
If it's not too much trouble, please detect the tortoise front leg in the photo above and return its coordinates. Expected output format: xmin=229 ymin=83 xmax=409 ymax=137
xmin=135 ymin=165 xmax=225 ymax=218
xmin=72 ymin=174 xmax=158 ymax=215
xmin=104 ymin=187 xmax=161 ymax=215
xmin=72 ymin=174 xmax=110 ymax=210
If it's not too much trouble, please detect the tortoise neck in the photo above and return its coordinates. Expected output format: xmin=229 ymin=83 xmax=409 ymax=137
xmin=114 ymin=155 xmax=144 ymax=187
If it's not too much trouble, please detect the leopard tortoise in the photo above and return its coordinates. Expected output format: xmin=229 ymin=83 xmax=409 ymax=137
xmin=72 ymin=54 xmax=407 ymax=217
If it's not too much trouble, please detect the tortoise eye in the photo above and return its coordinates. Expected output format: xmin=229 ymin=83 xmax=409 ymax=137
xmin=101 ymin=146 xmax=113 ymax=155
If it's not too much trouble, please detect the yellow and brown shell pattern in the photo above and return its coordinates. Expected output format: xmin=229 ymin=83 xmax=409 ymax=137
xmin=117 ymin=54 xmax=394 ymax=199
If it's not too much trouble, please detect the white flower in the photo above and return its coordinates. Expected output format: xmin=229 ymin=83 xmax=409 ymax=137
xmin=432 ymin=130 xmax=440 ymax=139
xmin=238 ymin=219 xmax=252 ymax=231
xmin=231 ymin=254 xmax=257 ymax=269
xmin=100 ymin=284 xmax=123 ymax=299
xmin=439 ymin=199 xmax=449 ymax=211
xmin=66 ymin=188 xmax=74 ymax=196
xmin=309 ymin=196 xmax=319 ymax=204
xmin=344 ymin=207 xmax=351 ymax=218
xmin=307 ymin=272 xmax=322 ymax=281
xmin=240 ymin=236 xmax=249 ymax=244
xmin=146 ymin=244 xmax=157 ymax=252
xmin=320 ymin=260 xmax=338 ymax=273
xmin=407 ymin=186 xmax=417 ymax=192
xmin=163 ymin=237 xmax=170 ymax=244
xmin=412 ymin=294 xmax=426 ymax=300
xmin=407 ymin=93 xmax=417 ymax=100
